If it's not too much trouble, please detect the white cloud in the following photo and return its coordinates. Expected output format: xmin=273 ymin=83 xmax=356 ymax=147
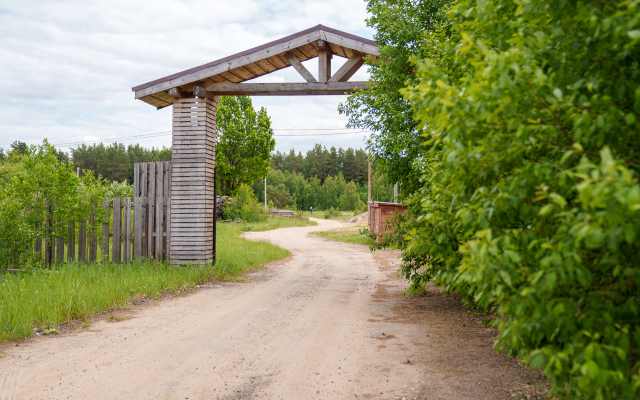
xmin=0 ymin=0 xmax=374 ymax=154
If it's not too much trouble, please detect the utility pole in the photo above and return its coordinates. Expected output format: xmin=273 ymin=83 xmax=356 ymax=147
xmin=264 ymin=177 xmax=267 ymax=209
xmin=213 ymin=165 xmax=217 ymax=265
xmin=367 ymin=161 xmax=371 ymax=224
xmin=368 ymin=161 xmax=371 ymax=203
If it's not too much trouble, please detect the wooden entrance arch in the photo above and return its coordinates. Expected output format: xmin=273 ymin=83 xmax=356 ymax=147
xmin=132 ymin=25 xmax=379 ymax=264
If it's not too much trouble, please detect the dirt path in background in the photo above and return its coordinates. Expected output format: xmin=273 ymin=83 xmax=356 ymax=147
xmin=0 ymin=218 xmax=543 ymax=399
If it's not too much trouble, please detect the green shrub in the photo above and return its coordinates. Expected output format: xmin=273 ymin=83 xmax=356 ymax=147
xmin=223 ymin=184 xmax=267 ymax=223
xmin=104 ymin=180 xmax=133 ymax=198
xmin=0 ymin=141 xmax=107 ymax=269
xmin=397 ymin=0 xmax=640 ymax=398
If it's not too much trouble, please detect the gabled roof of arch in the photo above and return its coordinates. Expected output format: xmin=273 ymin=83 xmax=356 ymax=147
xmin=132 ymin=25 xmax=379 ymax=108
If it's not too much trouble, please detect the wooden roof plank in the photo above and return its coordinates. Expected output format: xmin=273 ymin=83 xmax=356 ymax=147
xmin=133 ymin=25 xmax=378 ymax=101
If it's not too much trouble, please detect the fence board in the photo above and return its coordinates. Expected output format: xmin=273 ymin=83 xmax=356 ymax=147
xmin=102 ymin=200 xmax=110 ymax=263
xmin=133 ymin=197 xmax=142 ymax=259
xmin=124 ymin=197 xmax=131 ymax=264
xmin=113 ymin=197 xmax=122 ymax=263
xmin=147 ymin=163 xmax=156 ymax=259
xmin=134 ymin=163 xmax=140 ymax=198
xmin=130 ymin=161 xmax=173 ymax=263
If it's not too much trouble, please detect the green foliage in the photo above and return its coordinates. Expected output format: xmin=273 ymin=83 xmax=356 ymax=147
xmin=339 ymin=0 xmax=452 ymax=197
xmin=339 ymin=181 xmax=366 ymax=212
xmin=386 ymin=0 xmax=640 ymax=397
xmin=0 ymin=141 xmax=107 ymax=268
xmin=71 ymin=142 xmax=171 ymax=183
xmin=216 ymin=96 xmax=275 ymax=195
xmin=104 ymin=180 xmax=134 ymax=198
xmin=270 ymin=144 xmax=369 ymax=185
xmin=253 ymin=167 xmax=392 ymax=212
xmin=223 ymin=184 xmax=267 ymax=222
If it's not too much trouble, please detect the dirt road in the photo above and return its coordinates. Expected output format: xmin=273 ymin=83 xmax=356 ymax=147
xmin=0 ymin=218 xmax=540 ymax=399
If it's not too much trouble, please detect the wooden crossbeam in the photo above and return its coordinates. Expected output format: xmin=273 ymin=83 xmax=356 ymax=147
xmin=285 ymin=53 xmax=317 ymax=83
xmin=203 ymin=81 xmax=368 ymax=96
xmin=329 ymin=54 xmax=364 ymax=82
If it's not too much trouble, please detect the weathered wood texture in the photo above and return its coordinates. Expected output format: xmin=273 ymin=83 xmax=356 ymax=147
xmin=132 ymin=25 xmax=379 ymax=108
xmin=269 ymin=209 xmax=294 ymax=218
xmin=203 ymin=81 xmax=368 ymax=96
xmin=170 ymin=97 xmax=217 ymax=265
xmin=133 ymin=161 xmax=172 ymax=262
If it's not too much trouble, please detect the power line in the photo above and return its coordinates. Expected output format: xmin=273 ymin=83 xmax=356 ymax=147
xmin=274 ymin=131 xmax=369 ymax=136
xmin=272 ymin=128 xmax=361 ymax=131
xmin=0 ymin=129 xmax=370 ymax=149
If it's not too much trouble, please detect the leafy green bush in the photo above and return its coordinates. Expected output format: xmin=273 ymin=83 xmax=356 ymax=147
xmin=223 ymin=184 xmax=267 ymax=223
xmin=339 ymin=181 xmax=366 ymax=212
xmin=397 ymin=0 xmax=640 ymax=398
xmin=0 ymin=141 xmax=107 ymax=268
xmin=104 ymin=180 xmax=133 ymax=198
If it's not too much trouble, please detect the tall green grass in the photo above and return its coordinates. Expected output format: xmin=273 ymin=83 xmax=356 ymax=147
xmin=0 ymin=219 xmax=296 ymax=342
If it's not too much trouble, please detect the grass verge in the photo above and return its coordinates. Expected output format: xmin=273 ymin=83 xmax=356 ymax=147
xmin=0 ymin=218 xmax=304 ymax=343
xmin=310 ymin=226 xmax=375 ymax=245
xmin=235 ymin=215 xmax=317 ymax=232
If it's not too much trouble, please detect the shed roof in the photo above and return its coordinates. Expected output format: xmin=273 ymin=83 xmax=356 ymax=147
xmin=132 ymin=25 xmax=379 ymax=108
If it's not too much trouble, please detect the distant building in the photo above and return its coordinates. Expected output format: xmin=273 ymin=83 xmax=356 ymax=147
xmin=368 ymin=202 xmax=407 ymax=242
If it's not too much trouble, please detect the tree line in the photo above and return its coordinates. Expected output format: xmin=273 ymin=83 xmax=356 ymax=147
xmin=251 ymin=167 xmax=393 ymax=213
xmin=0 ymin=140 xmax=172 ymax=184
xmin=2 ymin=138 xmax=391 ymax=213
xmin=270 ymin=144 xmax=369 ymax=186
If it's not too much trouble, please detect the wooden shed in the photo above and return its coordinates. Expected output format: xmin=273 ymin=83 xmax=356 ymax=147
xmin=369 ymin=202 xmax=407 ymax=241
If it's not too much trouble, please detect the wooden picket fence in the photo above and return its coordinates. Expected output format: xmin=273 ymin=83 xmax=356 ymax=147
xmin=38 ymin=194 xmax=170 ymax=266
xmin=30 ymin=161 xmax=172 ymax=266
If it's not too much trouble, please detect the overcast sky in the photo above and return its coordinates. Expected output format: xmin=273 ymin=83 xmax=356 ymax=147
xmin=0 ymin=0 xmax=375 ymax=155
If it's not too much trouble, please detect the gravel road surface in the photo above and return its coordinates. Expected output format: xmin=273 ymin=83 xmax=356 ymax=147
xmin=0 ymin=218 xmax=539 ymax=399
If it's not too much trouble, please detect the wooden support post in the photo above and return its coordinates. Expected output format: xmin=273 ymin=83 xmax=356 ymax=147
xmin=317 ymin=40 xmax=332 ymax=83
xmin=170 ymin=95 xmax=217 ymax=265
xmin=124 ymin=197 xmax=131 ymax=264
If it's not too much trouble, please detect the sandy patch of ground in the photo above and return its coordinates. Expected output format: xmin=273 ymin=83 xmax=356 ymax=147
xmin=0 ymin=218 xmax=544 ymax=399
